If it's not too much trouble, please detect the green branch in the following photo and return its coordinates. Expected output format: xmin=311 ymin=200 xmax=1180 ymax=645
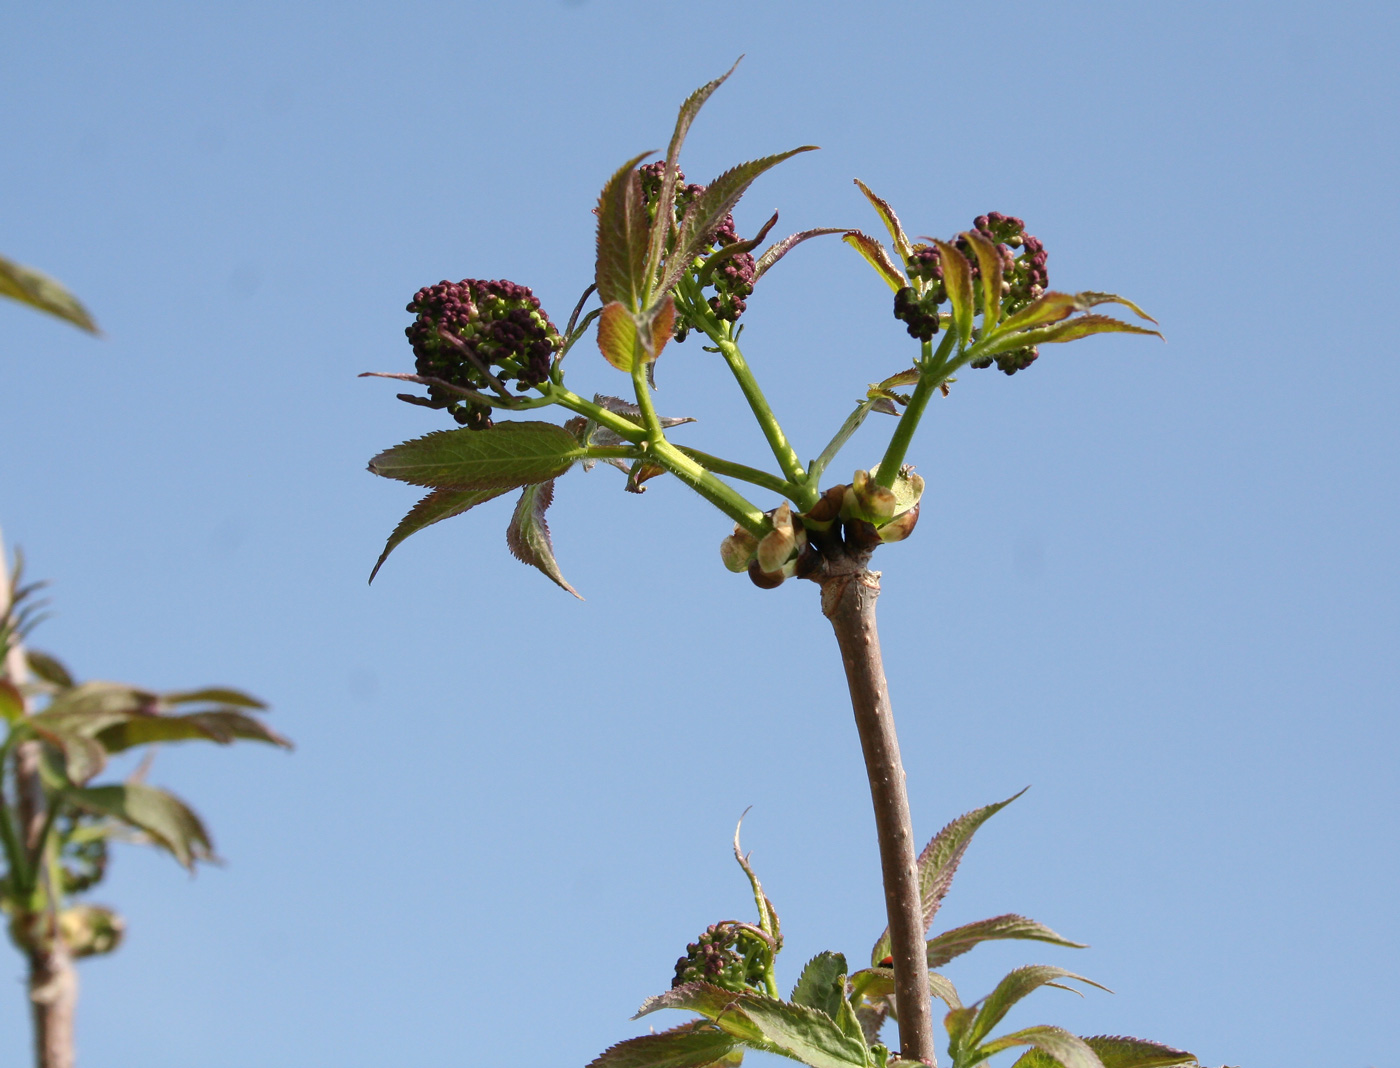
xmin=674 ymin=447 xmax=798 ymax=499
xmin=875 ymin=333 xmax=955 ymax=489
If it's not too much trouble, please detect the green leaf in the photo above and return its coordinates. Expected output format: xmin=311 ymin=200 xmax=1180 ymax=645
xmin=42 ymin=680 xmax=155 ymax=721
xmin=968 ymin=966 xmax=1109 ymax=1048
xmin=850 ymin=967 xmax=962 ymax=1011
xmin=26 ymin=649 xmax=74 ymax=690
xmin=0 ymin=678 xmax=23 ymax=723
xmin=598 ymin=301 xmax=645 ymax=372
xmin=997 ymin=291 xmax=1158 ymax=335
xmin=30 ymin=724 xmax=106 ymax=784
xmin=875 ymin=369 xmax=920 ymax=391
xmin=971 ymin=316 xmax=1163 ymax=364
xmin=842 ymin=231 xmax=907 ymax=293
xmin=962 ymin=229 xmax=1004 ymax=329
xmin=754 ymin=228 xmax=848 ymax=281
xmin=370 ymin=485 xmax=513 ymax=583
xmin=596 ymin=151 xmax=656 ymax=311
xmin=791 ymin=951 xmax=848 ymax=1020
xmin=985 ymin=1027 xmax=1103 ymax=1068
xmin=0 ymin=253 xmax=98 ymax=333
xmin=927 ymin=914 xmax=1086 ymax=969
xmin=367 ymin=422 xmax=582 ymax=490
xmin=160 ymin=687 xmax=265 ymax=709
xmin=871 ymin=789 xmax=1026 ymax=966
xmin=853 ymin=181 xmax=913 ymax=264
xmin=68 ymin=782 xmax=213 ymax=869
xmin=506 ymin=479 xmax=581 ymax=599
xmin=1081 ymin=1036 xmax=1197 ymax=1068
xmin=933 ymin=239 xmax=973 ymax=346
xmin=733 ymin=812 xmax=780 ymax=942
xmin=95 ymin=709 xmax=291 ymax=753
xmin=667 ymin=147 xmax=820 ymax=288
xmin=587 ymin=1021 xmax=742 ymax=1068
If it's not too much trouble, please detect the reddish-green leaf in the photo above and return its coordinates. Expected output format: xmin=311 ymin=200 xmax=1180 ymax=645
xmin=972 ymin=315 xmax=1163 ymax=365
xmin=599 ymin=301 xmax=645 ymax=372
xmin=0 ymin=678 xmax=23 ymax=723
xmin=875 ymin=368 xmax=920 ymax=390
xmin=0 ymin=253 xmax=98 ymax=333
xmin=842 ymin=232 xmax=907 ymax=293
xmin=95 ymin=710 xmax=290 ymax=752
xmin=370 ymin=485 xmax=513 ymax=583
xmin=927 ymin=914 xmax=1086 ymax=969
xmin=587 ymin=1021 xmax=741 ymax=1068
xmin=962 ymin=229 xmax=1004 ymax=328
xmin=933 ymin=239 xmax=973 ymax=345
xmin=596 ymin=152 xmax=656 ymax=311
xmin=506 ymin=479 xmax=581 ymax=599
xmin=367 ymin=422 xmax=582 ymax=490
xmin=754 ymin=228 xmax=847 ymax=281
xmin=853 ymin=180 xmax=912 ymax=263
xmin=997 ymin=291 xmax=1158 ymax=335
xmin=68 ymin=782 xmax=213 ymax=869
xmin=985 ymin=1027 xmax=1104 ymax=1068
xmin=1081 ymin=1037 xmax=1197 ymax=1068
xmin=968 ymin=966 xmax=1109 ymax=1048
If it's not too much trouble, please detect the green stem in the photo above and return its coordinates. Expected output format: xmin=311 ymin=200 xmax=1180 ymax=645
xmin=541 ymin=386 xmax=647 ymax=443
xmin=674 ymin=447 xmax=798 ymax=500
xmin=874 ymin=334 xmax=954 ymax=489
xmin=631 ymin=360 xmax=664 ymax=442
xmin=712 ymin=332 xmax=812 ymax=503
xmin=809 ymin=399 xmax=881 ymax=486
xmin=649 ymin=439 xmax=768 ymax=538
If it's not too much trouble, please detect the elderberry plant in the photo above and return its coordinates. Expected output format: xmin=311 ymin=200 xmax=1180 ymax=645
xmin=365 ymin=63 xmax=1208 ymax=1068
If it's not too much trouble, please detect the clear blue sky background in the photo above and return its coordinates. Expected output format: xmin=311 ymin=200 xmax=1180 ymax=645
xmin=2 ymin=3 xmax=1396 ymax=1066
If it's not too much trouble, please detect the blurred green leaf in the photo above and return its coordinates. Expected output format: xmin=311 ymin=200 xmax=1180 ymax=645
xmin=984 ymin=1027 xmax=1104 ymax=1068
xmin=790 ymin=951 xmax=848 ymax=1020
xmin=160 ymin=687 xmax=265 ymax=709
xmin=32 ymin=723 xmax=106 ymax=784
xmin=853 ymin=181 xmax=912 ymax=264
xmin=842 ymin=232 xmax=907 ymax=293
xmin=506 ymin=479 xmax=581 ymax=599
xmin=95 ymin=709 xmax=290 ymax=752
xmin=367 ymin=422 xmax=582 ymax=490
xmin=0 ymin=678 xmax=23 ymax=723
xmin=962 ymin=229 xmax=1004 ymax=329
xmin=0 ymin=254 xmax=98 ymax=333
xmin=596 ymin=152 xmax=655 ymax=311
xmin=42 ymin=681 xmax=155 ymax=721
xmin=968 ymin=966 xmax=1109 ymax=1048
xmin=588 ymin=1021 xmax=742 ymax=1068
xmin=933 ymin=239 xmax=973 ymax=346
xmin=926 ymin=914 xmax=1085 ymax=969
xmin=26 ymin=649 xmax=73 ymax=690
xmin=370 ymin=485 xmax=513 ymax=583
xmin=68 ymin=782 xmax=212 ymax=869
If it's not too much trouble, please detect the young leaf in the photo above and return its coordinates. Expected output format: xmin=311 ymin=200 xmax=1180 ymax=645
xmin=587 ymin=1020 xmax=741 ymax=1068
xmin=790 ymin=951 xmax=848 ymax=1020
xmin=983 ymin=1026 xmax=1104 ymax=1068
xmin=851 ymin=967 xmax=962 ymax=1011
xmin=42 ymin=680 xmax=156 ymax=720
xmin=754 ymin=228 xmax=849 ymax=281
xmin=159 ymin=687 xmax=266 ymax=709
xmin=506 ymin=479 xmax=581 ymax=599
xmin=842 ymin=232 xmax=907 ymax=293
xmin=370 ymin=485 xmax=513 ymax=583
xmin=0 ymin=678 xmax=23 ymax=723
xmin=926 ymin=914 xmax=1086 ymax=969
xmin=734 ymin=812 xmax=780 ymax=941
xmin=597 ymin=152 xmax=656 ymax=311
xmin=871 ymin=789 xmax=1026 ymax=966
xmin=95 ymin=710 xmax=291 ymax=752
xmin=31 ymin=723 xmax=107 ymax=785
xmin=961 ymin=229 xmax=1004 ymax=329
xmin=1081 ymin=1036 xmax=1197 ymax=1068
xmin=26 ymin=649 xmax=74 ymax=690
xmin=0 ymin=253 xmax=98 ymax=333
xmin=367 ymin=422 xmax=583 ymax=490
xmin=997 ymin=291 xmax=1158 ymax=335
xmin=933 ymin=239 xmax=973 ymax=346
xmin=967 ymin=966 xmax=1110 ymax=1048
xmin=598 ymin=301 xmax=646 ymax=372
xmin=68 ymin=782 xmax=214 ymax=869
xmin=853 ymin=180 xmax=913 ymax=264
xmin=970 ymin=316 xmax=1163 ymax=363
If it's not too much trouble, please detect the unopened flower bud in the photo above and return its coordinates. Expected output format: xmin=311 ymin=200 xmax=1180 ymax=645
xmin=842 ymin=517 xmax=882 ymax=552
xmin=756 ymin=502 xmax=798 ymax=573
xmin=748 ymin=559 xmax=786 ymax=589
xmin=851 ymin=469 xmax=897 ymax=521
xmin=720 ymin=526 xmax=759 ymax=573
xmin=878 ymin=502 xmax=920 ymax=543
xmin=800 ymin=484 xmax=847 ymax=532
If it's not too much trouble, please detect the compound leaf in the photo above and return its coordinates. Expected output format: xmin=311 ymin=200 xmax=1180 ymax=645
xmin=933 ymin=239 xmax=973 ymax=346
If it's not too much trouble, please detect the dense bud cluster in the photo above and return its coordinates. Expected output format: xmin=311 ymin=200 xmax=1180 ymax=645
xmin=639 ymin=162 xmax=756 ymax=338
xmin=671 ymin=922 xmax=772 ymax=993
xmin=893 ymin=213 xmax=1050 ymax=373
xmin=403 ymin=279 xmax=561 ymax=429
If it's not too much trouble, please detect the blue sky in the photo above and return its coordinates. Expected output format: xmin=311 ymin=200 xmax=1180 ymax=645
xmin=1 ymin=2 xmax=1397 ymax=1066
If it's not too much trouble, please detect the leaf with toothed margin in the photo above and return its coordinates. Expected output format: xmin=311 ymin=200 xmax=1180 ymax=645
xmin=926 ymin=914 xmax=1086 ymax=969
xmin=933 ymin=239 xmax=973 ymax=345
xmin=968 ymin=966 xmax=1110 ymax=1048
xmin=790 ymin=951 xmax=848 ymax=1020
xmin=853 ymin=180 xmax=913 ymax=264
xmin=0 ymin=253 xmax=99 ymax=333
xmin=370 ymin=485 xmax=512 ymax=582
xmin=597 ymin=151 xmax=656 ymax=311
xmin=586 ymin=1020 xmax=742 ymax=1068
xmin=644 ymin=59 xmax=744 ymax=289
xmin=871 ymin=789 xmax=1026 ymax=966
xmin=875 ymin=368 xmax=920 ymax=390
xmin=585 ymin=394 xmax=693 ymax=447
xmin=842 ymin=231 xmax=907 ymax=292
xmin=598 ymin=299 xmax=676 ymax=371
xmin=367 ymin=422 xmax=582 ymax=490
xmin=971 ymin=315 xmax=1163 ymax=364
xmin=996 ymin=291 xmax=1158 ymax=335
xmin=961 ymin=229 xmax=1004 ymax=328
xmin=1011 ymin=1037 xmax=1199 ymax=1068
xmin=754 ymin=228 xmax=849 ymax=280
xmin=664 ymin=147 xmax=819 ymax=290
xmin=984 ymin=1027 xmax=1104 ymax=1068
xmin=506 ymin=479 xmax=581 ymax=599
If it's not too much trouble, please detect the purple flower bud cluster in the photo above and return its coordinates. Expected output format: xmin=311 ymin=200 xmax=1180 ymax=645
xmin=670 ymin=923 xmax=772 ymax=994
xmin=403 ymin=278 xmax=561 ymax=429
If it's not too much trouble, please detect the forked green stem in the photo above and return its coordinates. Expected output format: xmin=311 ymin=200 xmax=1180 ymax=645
xmin=875 ymin=334 xmax=953 ymax=489
xmin=712 ymin=332 xmax=815 ymax=507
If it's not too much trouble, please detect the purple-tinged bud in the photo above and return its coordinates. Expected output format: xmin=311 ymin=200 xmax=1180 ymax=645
xmin=878 ymin=502 xmax=920 ymax=543
xmin=720 ymin=526 xmax=759 ymax=573
xmin=800 ymin=484 xmax=847 ymax=532
xmin=842 ymin=518 xmax=882 ymax=552
xmin=748 ymin=559 xmax=786 ymax=589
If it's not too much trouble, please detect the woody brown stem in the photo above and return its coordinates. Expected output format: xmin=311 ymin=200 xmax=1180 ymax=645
xmin=815 ymin=539 xmax=934 ymax=1065
xmin=27 ymin=938 xmax=77 ymax=1068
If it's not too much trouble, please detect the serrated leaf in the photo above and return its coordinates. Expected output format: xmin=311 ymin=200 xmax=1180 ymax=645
xmin=734 ymin=812 xmax=779 ymax=941
xmin=0 ymin=253 xmax=98 ymax=333
xmin=1081 ymin=1036 xmax=1197 ymax=1068
xmin=599 ymin=301 xmax=646 ymax=372
xmin=506 ymin=479 xmax=581 ymax=599
xmin=367 ymin=422 xmax=582 ymax=490
xmin=597 ymin=152 xmax=656 ymax=311
xmin=666 ymin=147 xmax=819 ymax=288
xmin=875 ymin=368 xmax=920 ymax=390
xmin=754 ymin=228 xmax=849 ymax=281
xmin=370 ymin=485 xmax=513 ymax=582
xmin=0 ymin=678 xmax=23 ymax=723
xmin=987 ymin=1027 xmax=1103 ymax=1068
xmin=855 ymin=1004 xmax=887 ymax=1047
xmin=791 ymin=951 xmax=848 ymax=1019
xmin=160 ymin=687 xmax=266 ymax=709
xmin=997 ymin=291 xmax=1157 ymax=335
xmin=95 ymin=710 xmax=290 ymax=753
xmin=927 ymin=914 xmax=1086 ymax=969
xmin=834 ymin=992 xmax=865 ymax=1046
xmin=853 ymin=180 xmax=913 ymax=264
xmin=962 ymin=229 xmax=1004 ymax=329
xmin=851 ymin=967 xmax=962 ymax=1011
xmin=872 ymin=789 xmax=1026 ymax=966
xmin=587 ymin=1021 xmax=741 ymax=1068
xmin=26 ymin=650 xmax=73 ymax=690
xmin=945 ymin=1006 xmax=978 ymax=1046
xmin=972 ymin=315 xmax=1163 ymax=363
xmin=968 ymin=967 xmax=1109 ymax=1048
xmin=933 ymin=239 xmax=973 ymax=345
xmin=68 ymin=782 xmax=213 ymax=869
xmin=842 ymin=231 xmax=907 ymax=293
